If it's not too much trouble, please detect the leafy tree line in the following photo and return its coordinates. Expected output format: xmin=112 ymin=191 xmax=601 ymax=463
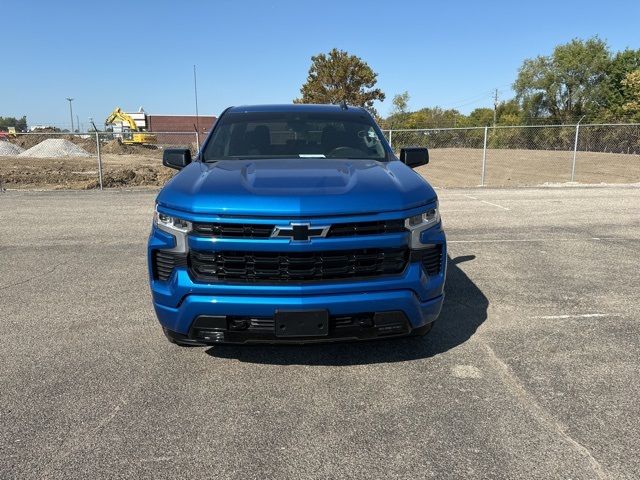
xmin=0 ymin=116 xmax=27 ymax=132
xmin=295 ymin=39 xmax=640 ymax=130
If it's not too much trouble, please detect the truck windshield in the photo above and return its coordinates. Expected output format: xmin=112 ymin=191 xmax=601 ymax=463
xmin=201 ymin=111 xmax=388 ymax=161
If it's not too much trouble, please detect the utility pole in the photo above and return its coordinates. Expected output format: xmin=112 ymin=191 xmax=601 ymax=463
xmin=66 ymin=98 xmax=74 ymax=132
xmin=493 ymin=89 xmax=499 ymax=127
xmin=193 ymin=65 xmax=200 ymax=138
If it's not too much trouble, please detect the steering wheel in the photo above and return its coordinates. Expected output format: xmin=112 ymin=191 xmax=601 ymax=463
xmin=326 ymin=146 xmax=365 ymax=158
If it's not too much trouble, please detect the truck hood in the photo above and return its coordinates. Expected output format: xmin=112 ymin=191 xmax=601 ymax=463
xmin=157 ymin=158 xmax=436 ymax=217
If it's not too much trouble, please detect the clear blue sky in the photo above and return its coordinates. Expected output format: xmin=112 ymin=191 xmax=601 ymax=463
xmin=4 ymin=0 xmax=639 ymax=129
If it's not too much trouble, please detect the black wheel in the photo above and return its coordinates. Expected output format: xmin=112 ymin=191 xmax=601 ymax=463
xmin=411 ymin=322 xmax=434 ymax=337
xmin=162 ymin=327 xmax=205 ymax=347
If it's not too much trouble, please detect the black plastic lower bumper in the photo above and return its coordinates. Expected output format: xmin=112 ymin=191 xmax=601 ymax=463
xmin=165 ymin=311 xmax=418 ymax=345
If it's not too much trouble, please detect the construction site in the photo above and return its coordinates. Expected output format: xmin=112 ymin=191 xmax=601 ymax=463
xmin=0 ymin=105 xmax=219 ymax=189
xmin=2 ymin=121 xmax=640 ymax=189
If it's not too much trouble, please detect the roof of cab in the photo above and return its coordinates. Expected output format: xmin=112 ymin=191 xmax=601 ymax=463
xmin=226 ymin=104 xmax=367 ymax=114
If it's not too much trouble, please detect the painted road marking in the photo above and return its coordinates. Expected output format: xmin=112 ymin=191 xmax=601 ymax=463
xmin=463 ymin=194 xmax=511 ymax=211
xmin=448 ymin=237 xmax=635 ymax=244
xmin=534 ymin=313 xmax=619 ymax=319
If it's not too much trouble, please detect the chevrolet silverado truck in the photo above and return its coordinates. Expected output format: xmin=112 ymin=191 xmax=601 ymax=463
xmin=148 ymin=104 xmax=446 ymax=345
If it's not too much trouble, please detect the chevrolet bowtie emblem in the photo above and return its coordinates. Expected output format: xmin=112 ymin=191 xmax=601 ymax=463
xmin=271 ymin=223 xmax=330 ymax=241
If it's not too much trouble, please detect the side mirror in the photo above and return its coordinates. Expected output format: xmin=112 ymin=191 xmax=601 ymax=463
xmin=400 ymin=147 xmax=429 ymax=168
xmin=163 ymin=148 xmax=192 ymax=170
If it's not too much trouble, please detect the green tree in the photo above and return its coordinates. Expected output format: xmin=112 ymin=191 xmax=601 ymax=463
xmin=404 ymin=107 xmax=462 ymax=129
xmin=463 ymin=108 xmax=494 ymax=127
xmin=514 ymin=37 xmax=611 ymax=123
xmin=599 ymin=49 xmax=640 ymax=119
xmin=384 ymin=91 xmax=411 ymax=128
xmin=496 ymin=99 xmax=523 ymax=125
xmin=0 ymin=116 xmax=27 ymax=132
xmin=621 ymin=70 xmax=640 ymax=117
xmin=295 ymin=48 xmax=385 ymax=114
xmin=391 ymin=91 xmax=410 ymax=115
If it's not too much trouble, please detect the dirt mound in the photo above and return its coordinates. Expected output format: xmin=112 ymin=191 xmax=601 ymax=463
xmin=0 ymin=158 xmax=97 ymax=189
xmin=101 ymin=139 xmax=137 ymax=154
xmin=0 ymin=141 xmax=25 ymax=156
xmin=85 ymin=166 xmax=174 ymax=189
xmin=0 ymin=154 xmax=176 ymax=190
xmin=19 ymin=139 xmax=92 ymax=158
xmin=70 ymin=136 xmax=97 ymax=154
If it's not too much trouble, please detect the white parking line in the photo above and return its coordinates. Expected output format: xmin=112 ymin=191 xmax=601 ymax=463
xmin=449 ymin=238 xmax=549 ymax=243
xmin=534 ymin=313 xmax=618 ymax=319
xmin=478 ymin=200 xmax=511 ymax=211
xmin=448 ymin=237 xmax=634 ymax=244
xmin=463 ymin=194 xmax=511 ymax=211
xmin=441 ymin=209 xmax=506 ymax=213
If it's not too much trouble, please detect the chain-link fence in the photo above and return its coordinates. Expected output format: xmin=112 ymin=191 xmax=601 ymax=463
xmin=1 ymin=124 xmax=639 ymax=190
xmin=384 ymin=123 xmax=640 ymax=187
xmin=0 ymin=131 xmax=198 ymax=190
xmin=384 ymin=128 xmax=486 ymax=187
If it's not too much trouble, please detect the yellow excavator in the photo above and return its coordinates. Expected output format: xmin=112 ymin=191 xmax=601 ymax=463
xmin=104 ymin=107 xmax=156 ymax=145
xmin=0 ymin=127 xmax=17 ymax=140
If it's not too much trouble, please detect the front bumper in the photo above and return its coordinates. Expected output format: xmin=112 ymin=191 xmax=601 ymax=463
xmin=148 ymin=210 xmax=446 ymax=345
xmin=156 ymin=291 xmax=444 ymax=344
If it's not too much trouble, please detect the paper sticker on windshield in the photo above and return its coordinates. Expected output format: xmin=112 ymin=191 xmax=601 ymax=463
xmin=299 ymin=154 xmax=326 ymax=158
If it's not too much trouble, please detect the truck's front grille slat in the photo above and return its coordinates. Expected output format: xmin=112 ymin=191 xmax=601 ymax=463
xmin=189 ymin=248 xmax=408 ymax=282
xmin=192 ymin=223 xmax=274 ymax=238
xmin=328 ymin=219 xmax=405 ymax=236
xmin=191 ymin=220 xmax=406 ymax=239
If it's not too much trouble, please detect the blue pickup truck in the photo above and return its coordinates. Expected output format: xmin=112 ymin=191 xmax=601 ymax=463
xmin=148 ymin=104 xmax=446 ymax=345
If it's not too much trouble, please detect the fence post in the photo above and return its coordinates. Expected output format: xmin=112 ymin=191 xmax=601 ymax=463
xmin=481 ymin=126 xmax=488 ymax=186
xmin=571 ymin=115 xmax=586 ymax=182
xmin=571 ymin=125 xmax=580 ymax=181
xmin=95 ymin=131 xmax=103 ymax=190
xmin=388 ymin=129 xmax=393 ymax=153
xmin=195 ymin=131 xmax=200 ymax=154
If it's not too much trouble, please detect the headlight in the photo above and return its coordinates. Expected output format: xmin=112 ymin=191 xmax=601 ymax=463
xmin=405 ymin=206 xmax=440 ymax=230
xmin=405 ymin=205 xmax=440 ymax=249
xmin=154 ymin=207 xmax=192 ymax=233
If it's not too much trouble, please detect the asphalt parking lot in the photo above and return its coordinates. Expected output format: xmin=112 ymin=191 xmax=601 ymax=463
xmin=1 ymin=185 xmax=639 ymax=479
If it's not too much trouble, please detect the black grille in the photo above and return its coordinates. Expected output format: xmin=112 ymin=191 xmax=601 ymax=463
xmin=327 ymin=219 xmax=405 ymax=237
xmin=189 ymin=248 xmax=408 ymax=282
xmin=152 ymin=250 xmax=187 ymax=281
xmin=420 ymin=245 xmax=443 ymax=276
xmin=192 ymin=223 xmax=273 ymax=238
xmin=249 ymin=318 xmax=275 ymax=331
xmin=191 ymin=220 xmax=405 ymax=238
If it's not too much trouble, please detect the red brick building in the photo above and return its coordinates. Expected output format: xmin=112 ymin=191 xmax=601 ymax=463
xmin=147 ymin=115 xmax=217 ymax=145
xmin=147 ymin=115 xmax=216 ymax=134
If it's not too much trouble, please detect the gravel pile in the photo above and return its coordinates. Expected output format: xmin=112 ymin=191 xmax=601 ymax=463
xmin=19 ymin=139 xmax=91 ymax=158
xmin=0 ymin=141 xmax=25 ymax=156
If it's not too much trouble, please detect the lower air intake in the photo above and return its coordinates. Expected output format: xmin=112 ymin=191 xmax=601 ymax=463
xmin=152 ymin=250 xmax=187 ymax=281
